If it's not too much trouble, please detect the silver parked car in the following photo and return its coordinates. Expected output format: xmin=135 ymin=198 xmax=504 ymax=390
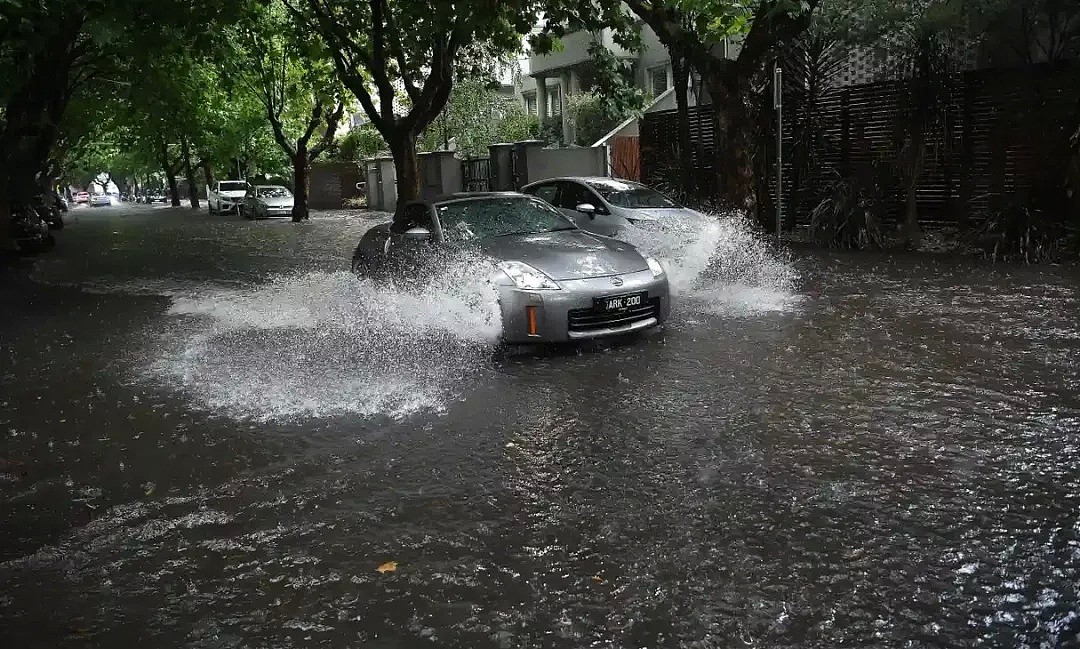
xmin=242 ymin=185 xmax=294 ymax=219
xmin=351 ymin=193 xmax=670 ymax=343
xmin=522 ymin=176 xmax=704 ymax=237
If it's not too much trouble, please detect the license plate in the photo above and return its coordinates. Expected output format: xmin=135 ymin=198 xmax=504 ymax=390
xmin=596 ymin=292 xmax=646 ymax=312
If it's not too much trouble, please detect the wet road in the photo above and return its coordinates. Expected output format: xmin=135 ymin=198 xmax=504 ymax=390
xmin=2 ymin=203 xmax=1079 ymax=647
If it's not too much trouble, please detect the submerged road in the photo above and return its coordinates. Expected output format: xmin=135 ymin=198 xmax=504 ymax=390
xmin=2 ymin=202 xmax=1079 ymax=647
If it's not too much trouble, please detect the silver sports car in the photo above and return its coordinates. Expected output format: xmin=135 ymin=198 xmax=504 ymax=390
xmin=522 ymin=176 xmax=705 ymax=237
xmin=351 ymin=193 xmax=670 ymax=343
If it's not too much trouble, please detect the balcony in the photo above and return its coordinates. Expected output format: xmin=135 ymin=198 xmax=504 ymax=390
xmin=529 ymin=29 xmax=635 ymax=77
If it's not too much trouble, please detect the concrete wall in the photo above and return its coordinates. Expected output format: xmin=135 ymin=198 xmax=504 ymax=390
xmin=417 ymin=151 xmax=462 ymax=200
xmin=530 ymin=31 xmax=598 ymax=76
xmin=637 ymin=25 xmax=670 ymax=89
xmin=526 ymin=146 xmax=608 ymax=184
xmin=308 ymin=162 xmax=364 ymax=209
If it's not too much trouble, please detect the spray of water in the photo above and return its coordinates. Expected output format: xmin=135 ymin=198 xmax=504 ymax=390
xmin=621 ymin=211 xmax=801 ymax=316
xmin=149 ymin=256 xmax=502 ymax=421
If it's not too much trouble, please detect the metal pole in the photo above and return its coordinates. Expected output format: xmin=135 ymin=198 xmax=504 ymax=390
xmin=774 ymin=66 xmax=783 ymax=248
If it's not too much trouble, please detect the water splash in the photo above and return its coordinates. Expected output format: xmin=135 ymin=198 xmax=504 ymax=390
xmin=148 ymin=260 xmax=502 ymax=421
xmin=621 ymin=211 xmax=801 ymax=316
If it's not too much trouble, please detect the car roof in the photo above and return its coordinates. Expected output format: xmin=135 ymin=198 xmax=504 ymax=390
xmin=522 ymin=176 xmax=632 ymax=187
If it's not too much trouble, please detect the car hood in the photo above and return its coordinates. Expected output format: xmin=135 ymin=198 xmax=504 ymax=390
xmin=477 ymin=229 xmax=648 ymax=280
xmin=257 ymin=197 xmax=294 ymax=207
xmin=615 ymin=207 xmax=703 ymax=222
xmin=220 ymin=190 xmax=247 ymax=199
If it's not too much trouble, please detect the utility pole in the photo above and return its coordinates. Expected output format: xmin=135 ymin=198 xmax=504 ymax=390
xmin=774 ymin=66 xmax=783 ymax=248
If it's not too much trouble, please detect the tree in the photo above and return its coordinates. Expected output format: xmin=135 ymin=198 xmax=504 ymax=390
xmin=283 ymin=0 xmax=544 ymax=215
xmin=543 ymin=1 xmax=818 ymax=212
xmin=0 ymin=0 xmax=249 ymax=250
xmin=230 ymin=0 xmax=345 ymax=221
xmin=419 ymin=79 xmax=530 ymax=156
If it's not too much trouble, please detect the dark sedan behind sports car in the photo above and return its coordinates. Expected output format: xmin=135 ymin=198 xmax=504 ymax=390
xmin=351 ymin=193 xmax=670 ymax=343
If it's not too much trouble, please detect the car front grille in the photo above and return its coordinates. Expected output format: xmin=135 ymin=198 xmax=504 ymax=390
xmin=567 ymin=297 xmax=661 ymax=333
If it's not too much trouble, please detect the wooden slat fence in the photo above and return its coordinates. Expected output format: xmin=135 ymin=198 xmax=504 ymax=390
xmin=641 ymin=64 xmax=1079 ymax=228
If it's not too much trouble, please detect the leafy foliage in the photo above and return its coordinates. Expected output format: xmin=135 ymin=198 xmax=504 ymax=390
xmin=419 ymin=79 xmax=527 ymax=157
xmin=808 ymin=171 xmax=888 ymax=249
xmin=567 ymin=92 xmax=621 ymax=146
xmin=333 ymin=124 xmax=386 ymax=162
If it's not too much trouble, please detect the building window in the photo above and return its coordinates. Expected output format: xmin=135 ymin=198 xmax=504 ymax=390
xmin=524 ymin=92 xmax=537 ymax=116
xmin=547 ymin=86 xmax=562 ymax=117
xmin=649 ymin=64 xmax=671 ymax=97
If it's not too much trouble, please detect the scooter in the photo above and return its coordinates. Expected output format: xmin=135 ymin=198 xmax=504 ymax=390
xmin=31 ymin=194 xmax=65 ymax=230
xmin=11 ymin=204 xmax=56 ymax=254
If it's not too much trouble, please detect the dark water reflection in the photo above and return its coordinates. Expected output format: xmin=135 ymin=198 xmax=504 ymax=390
xmin=2 ymin=205 xmax=1079 ymax=647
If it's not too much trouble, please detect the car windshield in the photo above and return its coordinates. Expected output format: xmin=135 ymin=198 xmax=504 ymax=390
xmin=257 ymin=186 xmax=291 ymax=198
xmin=220 ymin=181 xmax=247 ymax=192
xmin=585 ymin=180 xmax=679 ymax=209
xmin=436 ymin=197 xmax=576 ymax=242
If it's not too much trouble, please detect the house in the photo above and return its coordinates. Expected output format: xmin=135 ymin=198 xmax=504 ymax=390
xmin=516 ymin=24 xmax=739 ymax=146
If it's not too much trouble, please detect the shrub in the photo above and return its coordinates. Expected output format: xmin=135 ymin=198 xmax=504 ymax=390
xmin=969 ymin=199 xmax=1078 ymax=264
xmin=567 ymin=91 xmax=620 ymax=146
xmin=808 ymin=170 xmax=888 ymax=249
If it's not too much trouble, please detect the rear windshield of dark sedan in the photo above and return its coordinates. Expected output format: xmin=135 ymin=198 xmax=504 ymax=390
xmin=436 ymin=197 xmax=576 ymax=242
xmin=585 ymin=179 xmax=678 ymax=209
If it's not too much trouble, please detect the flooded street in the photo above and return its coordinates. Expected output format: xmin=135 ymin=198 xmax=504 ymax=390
xmin=2 ymin=203 xmax=1079 ymax=647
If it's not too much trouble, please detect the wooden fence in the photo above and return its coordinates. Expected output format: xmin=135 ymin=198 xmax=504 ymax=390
xmin=641 ymin=64 xmax=1080 ymax=228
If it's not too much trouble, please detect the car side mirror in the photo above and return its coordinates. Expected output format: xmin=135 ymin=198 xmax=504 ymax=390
xmin=576 ymin=203 xmax=597 ymax=219
xmin=404 ymin=226 xmax=432 ymax=242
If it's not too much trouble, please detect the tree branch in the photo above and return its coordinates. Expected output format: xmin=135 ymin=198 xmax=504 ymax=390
xmin=368 ymin=0 xmax=398 ymax=121
xmin=380 ymin=0 xmax=420 ymax=102
xmin=309 ymin=99 xmax=346 ymax=160
xmin=295 ymin=0 xmax=387 ymax=131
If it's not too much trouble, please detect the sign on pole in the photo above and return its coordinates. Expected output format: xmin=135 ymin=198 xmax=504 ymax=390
xmin=774 ymin=66 xmax=783 ymax=247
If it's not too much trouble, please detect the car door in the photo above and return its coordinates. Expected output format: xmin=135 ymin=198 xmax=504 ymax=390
xmin=555 ymin=181 xmax=617 ymax=235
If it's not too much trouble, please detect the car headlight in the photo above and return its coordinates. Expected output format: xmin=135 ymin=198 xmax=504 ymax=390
xmin=645 ymin=256 xmax=665 ymax=278
xmin=499 ymin=261 xmax=561 ymax=290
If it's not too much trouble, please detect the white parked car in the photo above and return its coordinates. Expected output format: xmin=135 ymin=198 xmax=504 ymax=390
xmin=207 ymin=180 xmax=249 ymax=214
xmin=522 ymin=177 xmax=705 ymax=238
xmin=242 ymin=185 xmax=295 ymax=219
xmin=89 ymin=194 xmax=111 ymax=207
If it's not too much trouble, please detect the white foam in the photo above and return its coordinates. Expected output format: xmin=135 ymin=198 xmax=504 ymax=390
xmin=148 ymin=262 xmax=502 ymax=421
xmin=622 ymin=211 xmax=800 ymax=316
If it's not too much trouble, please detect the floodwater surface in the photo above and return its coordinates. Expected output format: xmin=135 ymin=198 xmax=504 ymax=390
xmin=1 ymin=203 xmax=1078 ymax=647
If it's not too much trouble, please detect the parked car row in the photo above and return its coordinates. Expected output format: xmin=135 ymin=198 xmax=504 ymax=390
xmin=351 ymin=177 xmax=705 ymax=345
xmin=207 ymin=180 xmax=295 ymax=219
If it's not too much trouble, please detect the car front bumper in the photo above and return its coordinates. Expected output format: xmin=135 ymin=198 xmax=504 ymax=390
xmin=261 ymin=205 xmax=293 ymax=217
xmin=498 ymin=269 xmax=670 ymax=344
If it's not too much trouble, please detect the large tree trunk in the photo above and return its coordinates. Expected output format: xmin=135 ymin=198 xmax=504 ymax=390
xmin=182 ymin=137 xmax=200 ymax=209
xmin=0 ymin=192 xmax=14 ymax=257
xmin=672 ymin=55 xmax=695 ymax=196
xmin=291 ymin=149 xmax=310 ymax=222
xmin=201 ymin=160 xmax=214 ymax=191
xmin=165 ymin=165 xmax=181 ymax=207
xmin=704 ymin=71 xmax=757 ymax=212
xmin=389 ymin=130 xmax=420 ymax=217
